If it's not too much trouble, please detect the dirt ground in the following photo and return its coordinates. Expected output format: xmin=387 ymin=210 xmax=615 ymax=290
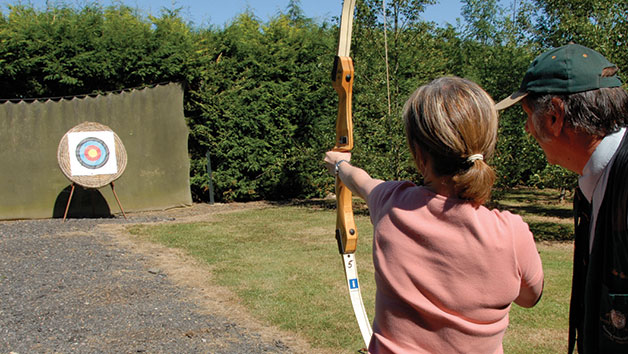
xmin=0 ymin=202 xmax=327 ymax=354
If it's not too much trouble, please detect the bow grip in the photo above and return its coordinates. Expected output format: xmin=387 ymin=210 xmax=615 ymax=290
xmin=335 ymin=176 xmax=358 ymax=254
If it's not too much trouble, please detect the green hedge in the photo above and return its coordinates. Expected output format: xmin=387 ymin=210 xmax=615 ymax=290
xmin=2 ymin=1 xmax=625 ymax=202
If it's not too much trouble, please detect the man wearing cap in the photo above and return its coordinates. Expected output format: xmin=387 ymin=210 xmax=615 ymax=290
xmin=496 ymin=43 xmax=628 ymax=353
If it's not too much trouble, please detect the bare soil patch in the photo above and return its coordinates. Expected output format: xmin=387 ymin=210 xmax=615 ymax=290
xmin=100 ymin=202 xmax=324 ymax=354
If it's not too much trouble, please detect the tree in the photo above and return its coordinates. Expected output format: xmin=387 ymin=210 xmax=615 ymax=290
xmin=533 ymin=0 xmax=628 ymax=83
xmin=3 ymin=0 xmax=621 ymax=202
xmin=350 ymin=0 xmax=442 ymax=183
xmin=0 ymin=4 xmax=193 ymax=98
xmin=455 ymin=0 xmax=547 ymax=189
xmin=185 ymin=9 xmax=337 ymax=202
xmin=460 ymin=0 xmax=504 ymax=45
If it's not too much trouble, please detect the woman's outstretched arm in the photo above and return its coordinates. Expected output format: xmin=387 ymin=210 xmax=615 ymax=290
xmin=324 ymin=151 xmax=384 ymax=202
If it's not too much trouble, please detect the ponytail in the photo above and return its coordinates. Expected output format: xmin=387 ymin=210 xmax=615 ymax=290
xmin=453 ymin=158 xmax=496 ymax=206
xmin=404 ymin=77 xmax=498 ymax=206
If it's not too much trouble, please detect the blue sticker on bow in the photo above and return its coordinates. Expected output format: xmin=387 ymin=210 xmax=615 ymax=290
xmin=349 ymin=279 xmax=359 ymax=289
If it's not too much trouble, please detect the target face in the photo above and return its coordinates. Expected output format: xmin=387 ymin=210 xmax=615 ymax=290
xmin=67 ymin=131 xmax=118 ymax=176
xmin=76 ymin=137 xmax=110 ymax=169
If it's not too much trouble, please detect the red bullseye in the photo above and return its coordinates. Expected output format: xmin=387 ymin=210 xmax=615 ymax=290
xmin=84 ymin=145 xmax=102 ymax=161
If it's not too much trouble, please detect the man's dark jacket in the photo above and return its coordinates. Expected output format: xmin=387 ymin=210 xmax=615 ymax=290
xmin=569 ymin=132 xmax=628 ymax=353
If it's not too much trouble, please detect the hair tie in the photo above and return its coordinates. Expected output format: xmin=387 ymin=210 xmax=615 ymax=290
xmin=467 ymin=154 xmax=483 ymax=163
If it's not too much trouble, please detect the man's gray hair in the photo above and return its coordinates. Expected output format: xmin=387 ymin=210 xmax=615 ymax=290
xmin=525 ymin=86 xmax=628 ymax=137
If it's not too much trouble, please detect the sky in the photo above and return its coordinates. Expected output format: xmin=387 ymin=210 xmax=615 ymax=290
xmin=1 ymin=0 xmax=467 ymax=28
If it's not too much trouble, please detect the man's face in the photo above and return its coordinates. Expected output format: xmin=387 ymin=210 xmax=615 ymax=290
xmin=522 ymin=101 xmax=544 ymax=141
xmin=521 ymin=100 xmax=559 ymax=165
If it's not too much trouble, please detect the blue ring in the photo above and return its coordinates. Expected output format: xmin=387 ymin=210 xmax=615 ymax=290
xmin=75 ymin=137 xmax=110 ymax=169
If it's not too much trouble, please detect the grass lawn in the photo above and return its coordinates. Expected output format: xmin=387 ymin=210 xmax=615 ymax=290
xmin=128 ymin=188 xmax=574 ymax=353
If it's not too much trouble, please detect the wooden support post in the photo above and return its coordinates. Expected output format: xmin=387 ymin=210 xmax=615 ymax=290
xmin=110 ymin=182 xmax=127 ymax=220
xmin=63 ymin=183 xmax=76 ymax=222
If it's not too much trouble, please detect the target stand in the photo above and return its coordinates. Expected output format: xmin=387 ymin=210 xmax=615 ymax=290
xmin=57 ymin=122 xmax=128 ymax=221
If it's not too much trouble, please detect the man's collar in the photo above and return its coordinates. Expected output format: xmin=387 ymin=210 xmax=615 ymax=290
xmin=578 ymin=128 xmax=627 ymax=202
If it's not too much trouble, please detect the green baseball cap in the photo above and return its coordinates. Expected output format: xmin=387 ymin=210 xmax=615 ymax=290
xmin=495 ymin=44 xmax=622 ymax=110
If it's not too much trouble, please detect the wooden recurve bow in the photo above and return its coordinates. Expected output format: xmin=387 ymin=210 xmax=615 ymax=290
xmin=331 ymin=0 xmax=372 ymax=348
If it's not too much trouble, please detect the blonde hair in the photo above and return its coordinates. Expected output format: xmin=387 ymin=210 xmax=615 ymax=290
xmin=403 ymin=77 xmax=498 ymax=206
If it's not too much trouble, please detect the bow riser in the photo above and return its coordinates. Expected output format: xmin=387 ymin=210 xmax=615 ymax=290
xmin=332 ymin=54 xmax=358 ymax=255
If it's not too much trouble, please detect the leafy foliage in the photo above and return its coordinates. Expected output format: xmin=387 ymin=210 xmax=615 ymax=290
xmin=0 ymin=4 xmax=192 ymax=97
xmin=533 ymin=0 xmax=628 ymax=84
xmin=1 ymin=0 xmax=624 ymax=202
xmin=183 ymin=11 xmax=338 ymax=201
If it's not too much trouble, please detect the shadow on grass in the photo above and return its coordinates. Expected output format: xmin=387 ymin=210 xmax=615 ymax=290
xmin=488 ymin=188 xmax=574 ymax=220
xmin=269 ymin=198 xmax=372 ymax=216
xmin=493 ymin=187 xmax=573 ymax=203
xmin=528 ymin=221 xmax=574 ymax=241
xmin=274 ymin=188 xmax=575 ymax=241
xmin=487 ymin=201 xmax=574 ymax=220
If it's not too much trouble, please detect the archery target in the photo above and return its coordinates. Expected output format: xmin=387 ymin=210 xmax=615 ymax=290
xmin=67 ymin=131 xmax=118 ymax=176
xmin=76 ymin=137 xmax=109 ymax=169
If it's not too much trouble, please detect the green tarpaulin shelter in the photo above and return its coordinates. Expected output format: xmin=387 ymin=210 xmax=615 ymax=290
xmin=0 ymin=82 xmax=192 ymax=220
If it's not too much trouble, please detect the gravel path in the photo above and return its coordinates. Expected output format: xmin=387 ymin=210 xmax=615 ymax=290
xmin=0 ymin=206 xmax=311 ymax=354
